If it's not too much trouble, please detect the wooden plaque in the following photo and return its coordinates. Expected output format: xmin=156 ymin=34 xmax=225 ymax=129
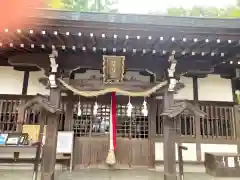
xmin=102 ymin=55 xmax=125 ymax=84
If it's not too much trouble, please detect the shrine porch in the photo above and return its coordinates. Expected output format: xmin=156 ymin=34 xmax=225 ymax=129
xmin=1 ymin=169 xmax=238 ymax=180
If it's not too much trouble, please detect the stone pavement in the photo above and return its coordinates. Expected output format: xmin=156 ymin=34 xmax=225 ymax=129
xmin=0 ymin=169 xmax=239 ymax=180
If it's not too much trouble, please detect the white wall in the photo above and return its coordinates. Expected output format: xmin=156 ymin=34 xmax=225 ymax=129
xmin=27 ymin=70 xmax=49 ymax=95
xmin=155 ymin=143 xmax=197 ymax=161
xmin=198 ymin=75 xmax=233 ymax=102
xmin=200 ymin=144 xmax=237 ymax=161
xmin=0 ymin=68 xmax=234 ymax=102
xmin=0 ymin=67 xmax=49 ymax=95
xmin=155 ymin=142 xmax=237 ymax=162
xmin=0 ymin=66 xmax=24 ymax=94
xmin=174 ymin=76 xmax=193 ymax=100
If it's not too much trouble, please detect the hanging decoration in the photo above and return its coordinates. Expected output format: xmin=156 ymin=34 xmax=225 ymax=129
xmin=48 ymin=48 xmax=58 ymax=88
xmin=93 ymin=100 xmax=99 ymax=116
xmin=141 ymin=98 xmax=148 ymax=117
xmin=106 ymin=92 xmax=117 ymax=166
xmin=77 ymin=97 xmax=81 ymax=116
xmin=127 ymin=96 xmax=133 ymax=117
xmin=58 ymin=78 xmax=168 ymax=97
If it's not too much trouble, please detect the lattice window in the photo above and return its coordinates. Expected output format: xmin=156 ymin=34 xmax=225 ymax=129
xmin=25 ymin=109 xmax=40 ymax=124
xmin=156 ymin=114 xmax=195 ymax=137
xmin=73 ymin=103 xmax=110 ymax=137
xmin=156 ymin=115 xmax=163 ymax=135
xmin=200 ymin=105 xmax=235 ymax=139
xmin=179 ymin=114 xmax=195 ymax=136
xmin=156 ymin=105 xmax=235 ymax=139
xmin=24 ymin=102 xmax=65 ymax=131
xmin=117 ymin=105 xmax=148 ymax=139
xmin=0 ymin=99 xmax=20 ymax=132
xmin=73 ymin=103 xmax=149 ymax=139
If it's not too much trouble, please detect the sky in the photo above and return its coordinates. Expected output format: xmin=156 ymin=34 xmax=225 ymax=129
xmin=118 ymin=0 xmax=236 ymax=14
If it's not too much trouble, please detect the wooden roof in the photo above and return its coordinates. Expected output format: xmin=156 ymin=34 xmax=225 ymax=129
xmin=20 ymin=93 xmax=62 ymax=113
xmin=0 ymin=8 xmax=239 ymax=79
xmin=31 ymin=9 xmax=240 ymax=30
xmin=161 ymin=101 xmax=206 ymax=118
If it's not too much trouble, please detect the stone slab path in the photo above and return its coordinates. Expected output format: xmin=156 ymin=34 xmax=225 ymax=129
xmin=1 ymin=169 xmax=239 ymax=180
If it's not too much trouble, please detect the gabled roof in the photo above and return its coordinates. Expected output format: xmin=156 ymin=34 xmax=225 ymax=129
xmin=153 ymin=82 xmax=185 ymax=96
xmin=21 ymin=94 xmax=62 ymax=114
xmin=161 ymin=101 xmax=206 ymax=118
xmin=234 ymin=104 xmax=240 ymax=111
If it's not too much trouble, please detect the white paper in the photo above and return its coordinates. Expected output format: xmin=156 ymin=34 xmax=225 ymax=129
xmin=227 ymin=157 xmax=235 ymax=168
xmin=56 ymin=131 xmax=74 ymax=153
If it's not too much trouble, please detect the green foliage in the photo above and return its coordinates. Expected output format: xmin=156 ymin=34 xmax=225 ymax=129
xmin=166 ymin=5 xmax=240 ymax=18
xmin=48 ymin=0 xmax=118 ymax=12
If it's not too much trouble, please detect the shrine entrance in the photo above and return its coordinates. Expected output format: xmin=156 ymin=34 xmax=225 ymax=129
xmin=72 ymin=95 xmax=151 ymax=168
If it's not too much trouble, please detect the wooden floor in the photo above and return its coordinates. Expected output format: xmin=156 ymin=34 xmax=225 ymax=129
xmin=0 ymin=169 xmax=239 ymax=180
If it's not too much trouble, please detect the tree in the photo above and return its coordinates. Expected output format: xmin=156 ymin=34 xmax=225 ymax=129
xmin=237 ymin=0 xmax=240 ymax=7
xmin=165 ymin=5 xmax=240 ymax=18
xmin=48 ymin=0 xmax=118 ymax=12
xmin=151 ymin=0 xmax=240 ymax=18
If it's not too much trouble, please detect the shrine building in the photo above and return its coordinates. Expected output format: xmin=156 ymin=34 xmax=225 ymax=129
xmin=0 ymin=8 xmax=239 ymax=180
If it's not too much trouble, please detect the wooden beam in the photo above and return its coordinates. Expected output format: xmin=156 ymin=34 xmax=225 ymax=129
xmin=163 ymin=90 xmax=177 ymax=180
xmin=64 ymin=91 xmax=74 ymax=131
xmin=193 ymin=76 xmax=198 ymax=101
xmin=41 ymin=88 xmax=61 ymax=180
xmin=148 ymin=96 xmax=157 ymax=168
xmin=22 ymin=71 xmax=29 ymax=95
xmin=193 ymin=76 xmax=202 ymax=162
xmin=33 ymin=110 xmax=46 ymax=180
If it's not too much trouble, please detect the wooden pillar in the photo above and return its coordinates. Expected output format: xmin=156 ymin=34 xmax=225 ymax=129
xmin=163 ymin=90 xmax=177 ymax=180
xmin=33 ymin=111 xmax=46 ymax=180
xmin=234 ymin=106 xmax=240 ymax=153
xmin=21 ymin=71 xmax=29 ymax=95
xmin=41 ymin=88 xmax=61 ymax=180
xmin=148 ymin=96 xmax=157 ymax=168
xmin=232 ymin=68 xmax=240 ymax=153
xmin=193 ymin=76 xmax=201 ymax=162
xmin=64 ymin=92 xmax=74 ymax=131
